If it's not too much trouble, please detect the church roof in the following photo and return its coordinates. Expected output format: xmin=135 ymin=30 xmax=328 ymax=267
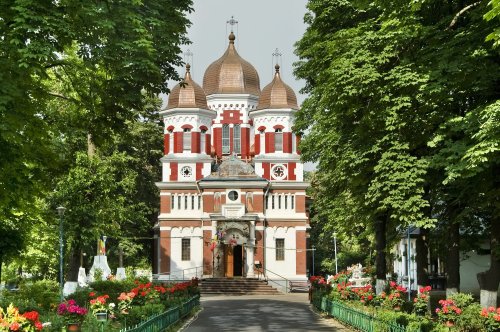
xmin=202 ymin=32 xmax=261 ymax=96
xmin=256 ymin=64 xmax=298 ymax=110
xmin=167 ymin=64 xmax=208 ymax=109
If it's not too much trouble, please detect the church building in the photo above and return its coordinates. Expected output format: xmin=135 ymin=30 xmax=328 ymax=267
xmin=153 ymin=31 xmax=310 ymax=282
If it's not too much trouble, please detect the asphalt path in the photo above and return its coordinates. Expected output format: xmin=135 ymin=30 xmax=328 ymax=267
xmin=182 ymin=293 xmax=349 ymax=332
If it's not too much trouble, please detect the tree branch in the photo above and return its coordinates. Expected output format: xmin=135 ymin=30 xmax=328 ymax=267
xmin=447 ymin=1 xmax=482 ymax=30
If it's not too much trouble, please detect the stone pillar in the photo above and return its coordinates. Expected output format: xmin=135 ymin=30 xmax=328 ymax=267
xmin=246 ymin=221 xmax=256 ymax=278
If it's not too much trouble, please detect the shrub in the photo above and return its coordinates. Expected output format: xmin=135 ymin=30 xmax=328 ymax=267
xmin=126 ymin=303 xmax=165 ymax=326
xmin=7 ymin=280 xmax=60 ymax=314
xmin=88 ymin=280 xmax=136 ymax=302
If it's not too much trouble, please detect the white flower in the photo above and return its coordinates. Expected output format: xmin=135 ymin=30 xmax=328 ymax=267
xmin=109 ymin=303 xmax=116 ymax=309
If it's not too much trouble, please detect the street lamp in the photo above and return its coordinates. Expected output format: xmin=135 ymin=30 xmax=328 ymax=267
xmin=333 ymin=232 xmax=338 ymax=275
xmin=311 ymin=245 xmax=316 ymax=276
xmin=56 ymin=206 xmax=66 ymax=302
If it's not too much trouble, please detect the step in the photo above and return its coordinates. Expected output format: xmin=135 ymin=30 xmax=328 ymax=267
xmin=199 ymin=278 xmax=282 ymax=295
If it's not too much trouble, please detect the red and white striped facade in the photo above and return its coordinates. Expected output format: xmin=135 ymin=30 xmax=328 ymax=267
xmin=154 ymin=33 xmax=310 ymax=281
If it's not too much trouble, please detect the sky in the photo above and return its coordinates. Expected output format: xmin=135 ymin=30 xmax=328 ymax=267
xmin=165 ymin=0 xmax=309 ymax=107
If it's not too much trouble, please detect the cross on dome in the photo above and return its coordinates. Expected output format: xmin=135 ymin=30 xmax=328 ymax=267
xmin=226 ymin=15 xmax=238 ymax=32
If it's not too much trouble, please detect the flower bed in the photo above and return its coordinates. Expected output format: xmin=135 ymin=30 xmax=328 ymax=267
xmin=0 ymin=278 xmax=200 ymax=331
xmin=310 ymin=272 xmax=500 ymax=332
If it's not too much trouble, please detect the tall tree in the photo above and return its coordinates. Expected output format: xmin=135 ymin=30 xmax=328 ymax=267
xmin=1 ymin=0 xmax=192 ymax=276
xmin=294 ymin=0 xmax=499 ymax=298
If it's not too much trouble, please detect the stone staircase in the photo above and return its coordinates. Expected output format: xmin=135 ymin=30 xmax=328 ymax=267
xmin=200 ymin=278 xmax=282 ymax=295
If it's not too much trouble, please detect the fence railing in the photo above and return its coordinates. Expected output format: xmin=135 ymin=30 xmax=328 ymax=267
xmin=119 ymin=294 xmax=200 ymax=332
xmin=312 ymin=293 xmax=417 ymax=332
xmin=153 ymin=266 xmax=203 ymax=281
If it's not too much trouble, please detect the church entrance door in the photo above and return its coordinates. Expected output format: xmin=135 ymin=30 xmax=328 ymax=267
xmin=224 ymin=245 xmax=244 ymax=277
xmin=233 ymin=245 xmax=243 ymax=277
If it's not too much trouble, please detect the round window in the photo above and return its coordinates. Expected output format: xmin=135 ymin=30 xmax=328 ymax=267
xmin=180 ymin=166 xmax=192 ymax=178
xmin=228 ymin=190 xmax=239 ymax=201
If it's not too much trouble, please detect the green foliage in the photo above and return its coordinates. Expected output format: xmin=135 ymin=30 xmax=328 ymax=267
xmin=1 ymin=0 xmax=192 ymax=279
xmin=454 ymin=302 xmax=485 ymax=332
xmin=126 ymin=303 xmax=165 ymax=326
xmin=0 ymin=280 xmax=59 ymax=315
xmin=295 ymin=0 xmax=500 ymax=283
xmin=87 ymin=280 xmax=136 ymax=303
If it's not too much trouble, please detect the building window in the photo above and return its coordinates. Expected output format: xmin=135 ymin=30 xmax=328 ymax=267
xmin=265 ymin=196 xmax=269 ymax=209
xmin=200 ymin=129 xmax=207 ymax=154
xmin=183 ymin=128 xmax=191 ymax=151
xmin=291 ymin=195 xmax=295 ymax=210
xmin=272 ymin=195 xmax=275 ymax=209
xmin=276 ymin=239 xmax=285 ymax=261
xmin=191 ymin=195 xmax=195 ymax=209
xmin=177 ymin=195 xmax=181 ymax=210
xmin=275 ymin=128 xmax=283 ymax=152
xmin=198 ymin=195 xmax=201 ymax=209
xmin=233 ymin=124 xmax=241 ymax=154
xmin=278 ymin=195 xmax=281 ymax=209
xmin=222 ymin=124 xmax=230 ymax=154
xmin=181 ymin=238 xmax=190 ymax=261
xmin=171 ymin=195 xmax=175 ymax=209
xmin=285 ymin=195 xmax=288 ymax=209
xmin=168 ymin=129 xmax=174 ymax=153
xmin=184 ymin=195 xmax=188 ymax=209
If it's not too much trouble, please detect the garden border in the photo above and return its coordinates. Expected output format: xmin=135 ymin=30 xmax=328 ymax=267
xmin=312 ymin=294 xmax=420 ymax=332
xmin=119 ymin=294 xmax=200 ymax=332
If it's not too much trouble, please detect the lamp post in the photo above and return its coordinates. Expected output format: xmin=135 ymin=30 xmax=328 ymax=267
xmin=333 ymin=232 xmax=338 ymax=275
xmin=407 ymin=226 xmax=411 ymax=301
xmin=311 ymin=245 xmax=316 ymax=276
xmin=57 ymin=206 xmax=66 ymax=302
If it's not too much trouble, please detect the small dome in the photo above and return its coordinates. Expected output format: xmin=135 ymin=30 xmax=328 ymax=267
xmin=203 ymin=32 xmax=260 ymax=96
xmin=167 ymin=64 xmax=208 ymax=109
xmin=256 ymin=64 xmax=298 ymax=110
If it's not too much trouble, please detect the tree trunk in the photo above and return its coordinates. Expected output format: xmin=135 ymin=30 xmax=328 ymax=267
xmin=67 ymin=248 xmax=80 ymax=282
xmin=416 ymin=228 xmax=430 ymax=289
xmin=446 ymin=220 xmax=460 ymax=297
xmin=375 ymin=215 xmax=387 ymax=294
xmin=477 ymin=217 xmax=500 ymax=308
xmin=0 ymin=255 xmax=2 ymax=284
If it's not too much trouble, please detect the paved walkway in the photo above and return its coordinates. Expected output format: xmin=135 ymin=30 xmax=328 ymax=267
xmin=182 ymin=293 xmax=349 ymax=332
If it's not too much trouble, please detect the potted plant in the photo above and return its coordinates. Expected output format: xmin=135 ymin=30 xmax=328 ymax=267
xmin=89 ymin=294 xmax=114 ymax=321
xmin=57 ymin=299 xmax=88 ymax=331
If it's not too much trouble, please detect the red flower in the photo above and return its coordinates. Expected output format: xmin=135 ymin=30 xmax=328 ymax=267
xmin=89 ymin=292 xmax=95 ymax=297
xmin=10 ymin=322 xmax=20 ymax=331
xmin=35 ymin=321 xmax=43 ymax=331
xmin=22 ymin=311 xmax=39 ymax=322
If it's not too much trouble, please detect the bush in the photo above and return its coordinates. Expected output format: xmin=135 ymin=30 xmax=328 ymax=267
xmin=0 ymin=280 xmax=59 ymax=314
xmin=126 ymin=303 xmax=165 ymax=326
xmin=66 ymin=286 xmax=92 ymax=307
xmin=88 ymin=280 xmax=136 ymax=303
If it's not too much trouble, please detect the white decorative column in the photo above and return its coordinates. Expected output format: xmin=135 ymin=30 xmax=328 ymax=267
xmin=246 ymin=221 xmax=256 ymax=278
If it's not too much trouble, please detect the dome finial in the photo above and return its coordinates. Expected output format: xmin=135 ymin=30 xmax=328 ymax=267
xmin=275 ymin=64 xmax=280 ymax=74
xmin=229 ymin=31 xmax=235 ymax=44
xmin=186 ymin=63 xmax=191 ymax=73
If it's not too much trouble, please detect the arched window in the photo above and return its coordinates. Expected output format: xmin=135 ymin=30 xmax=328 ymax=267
xmin=222 ymin=124 xmax=230 ymax=154
xmin=275 ymin=128 xmax=283 ymax=152
xmin=183 ymin=128 xmax=191 ymax=151
xmin=200 ymin=129 xmax=207 ymax=154
xmin=233 ymin=124 xmax=241 ymax=154
xmin=168 ymin=129 xmax=174 ymax=154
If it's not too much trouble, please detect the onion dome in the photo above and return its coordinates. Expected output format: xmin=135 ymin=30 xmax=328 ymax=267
xmin=167 ymin=64 xmax=208 ymax=109
xmin=203 ymin=32 xmax=260 ymax=96
xmin=256 ymin=64 xmax=298 ymax=110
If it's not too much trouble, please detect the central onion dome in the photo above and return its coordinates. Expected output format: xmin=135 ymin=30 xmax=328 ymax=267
xmin=256 ymin=64 xmax=298 ymax=110
xmin=203 ymin=32 xmax=260 ymax=96
xmin=167 ymin=64 xmax=208 ymax=109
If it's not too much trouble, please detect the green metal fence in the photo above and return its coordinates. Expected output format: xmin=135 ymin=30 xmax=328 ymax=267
xmin=312 ymin=295 xmax=413 ymax=332
xmin=119 ymin=295 xmax=200 ymax=332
